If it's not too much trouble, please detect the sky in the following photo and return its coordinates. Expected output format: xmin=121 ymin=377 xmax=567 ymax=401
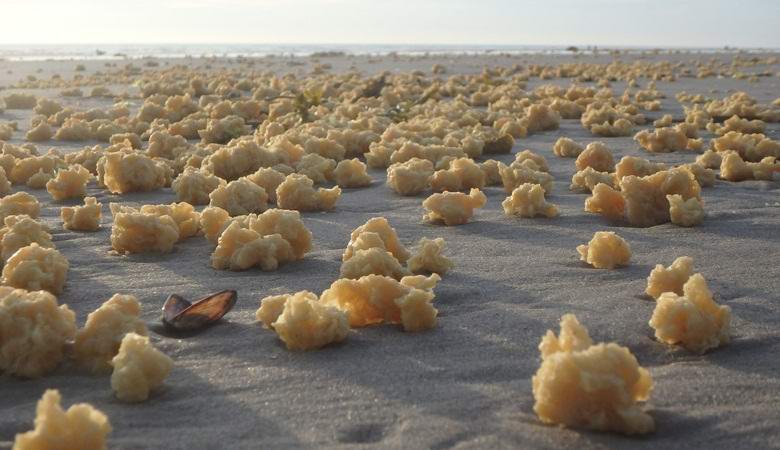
xmin=1 ymin=0 xmax=779 ymax=48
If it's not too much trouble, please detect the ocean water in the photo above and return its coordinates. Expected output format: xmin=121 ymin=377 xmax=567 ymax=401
xmin=0 ymin=43 xmax=768 ymax=61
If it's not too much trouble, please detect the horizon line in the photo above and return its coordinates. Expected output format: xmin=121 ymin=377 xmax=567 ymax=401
xmin=1 ymin=42 xmax=779 ymax=50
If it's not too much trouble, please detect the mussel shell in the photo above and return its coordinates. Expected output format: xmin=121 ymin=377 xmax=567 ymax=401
xmin=162 ymin=294 xmax=191 ymax=320
xmin=162 ymin=290 xmax=237 ymax=331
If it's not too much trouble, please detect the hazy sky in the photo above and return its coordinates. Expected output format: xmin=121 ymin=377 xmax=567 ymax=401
xmin=2 ymin=0 xmax=779 ymax=48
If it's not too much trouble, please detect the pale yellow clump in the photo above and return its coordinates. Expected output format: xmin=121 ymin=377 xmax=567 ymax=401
xmin=398 ymin=273 xmax=441 ymax=291
xmin=719 ymin=150 xmax=778 ymax=182
xmin=342 ymin=231 xmax=387 ymax=257
xmin=431 ymin=155 xmax=459 ymax=171
xmin=480 ymin=159 xmax=503 ymax=185
xmin=257 ymin=291 xmax=349 ymax=351
xmin=0 ymin=152 xmax=16 ymax=172
xmin=577 ymin=231 xmax=631 ymax=269
xmin=521 ymin=103 xmax=560 ymax=133
xmin=3 ymin=93 xmax=37 ymax=109
xmin=0 ymin=166 xmax=11 ymax=196
xmin=26 ymin=121 xmax=53 ymax=142
xmin=199 ymin=206 xmax=232 ymax=244
xmin=0 ymin=288 xmax=76 ymax=378
xmin=109 ymin=206 xmax=179 ymax=254
xmin=102 ymin=152 xmax=168 ymax=194
xmin=2 ymin=243 xmax=69 ymax=294
xmin=653 ymin=114 xmax=673 ymax=128
xmin=575 ymin=141 xmax=615 ymax=172
xmin=304 ymin=137 xmax=346 ymax=160
xmin=0 ymin=192 xmax=40 ymax=222
xmin=430 ymin=157 xmax=486 ymax=192
xmin=619 ymin=169 xmax=701 ymax=227
xmin=687 ymin=138 xmax=704 ymax=151
xmin=615 ymin=156 xmax=667 ymax=181
xmin=389 ymin=142 xmax=466 ymax=166
xmin=710 ymin=131 xmax=780 ymax=162
xmin=245 ymin=167 xmax=287 ymax=202
xmin=333 ymin=158 xmax=372 ymax=188
xmin=13 ymin=390 xmax=111 ymax=450
xmin=200 ymin=139 xmax=297 ymax=180
xmin=340 ymin=247 xmax=410 ymax=280
xmin=0 ymin=123 xmax=13 ymax=141
xmin=634 ymin=126 xmax=689 ymax=153
xmin=649 ymin=274 xmax=731 ymax=354
xmin=584 ymin=183 xmax=625 ymax=220
xmin=296 ymin=153 xmax=336 ymax=184
xmin=593 ymin=120 xmax=637 ymax=138
xmin=502 ymin=183 xmax=559 ymax=218
xmin=11 ymin=155 xmax=64 ymax=186
xmin=203 ymin=208 xmax=313 ymax=262
xmin=73 ymin=294 xmax=148 ymax=374
xmin=680 ymin=163 xmax=715 ymax=187
xmin=394 ymin=288 xmax=438 ymax=333
xmin=343 ymin=217 xmax=410 ymax=263
xmin=61 ymin=197 xmax=102 ymax=232
xmin=552 ymin=137 xmax=583 ymax=157
xmin=713 ymin=115 xmax=766 ymax=135
xmin=386 ymin=157 xmax=433 ymax=195
xmin=538 ymin=313 xmax=593 ymax=357
xmin=211 ymin=222 xmax=295 ymax=271
xmin=198 ymin=115 xmax=249 ymax=144
xmin=499 ymin=163 xmax=554 ymax=194
xmin=0 ymin=215 xmax=53 ymax=262
xmin=581 ymin=103 xmax=636 ymax=137
xmin=423 ymin=188 xmax=486 ymax=226
xmin=532 ymin=314 xmax=654 ymax=435
xmin=667 ymin=194 xmax=704 ymax=227
xmin=110 ymin=132 xmax=141 ymax=148
xmin=33 ymin=98 xmax=63 ymax=117
xmin=171 ymin=167 xmax=225 ymax=205
xmin=54 ymin=118 xmax=92 ymax=141
xmin=407 ymin=237 xmax=453 ymax=275
xmin=131 ymin=202 xmax=200 ymax=241
xmin=256 ymin=294 xmax=289 ymax=329
xmin=46 ymin=165 xmax=92 ymax=201
xmin=146 ymin=130 xmax=188 ymax=159
xmin=276 ymin=173 xmax=341 ymax=211
xmin=247 ymin=208 xmax=313 ymax=259
xmin=695 ymin=149 xmax=722 ymax=169
xmin=110 ymin=332 xmax=173 ymax=402
xmin=646 ymin=256 xmax=694 ymax=300
xmin=63 ymin=146 xmax=101 ymax=173
xmin=208 ymin=177 xmax=269 ymax=216
xmin=513 ymin=150 xmax=549 ymax=172
xmin=570 ymin=167 xmax=616 ymax=192
xmin=320 ymin=274 xmax=440 ymax=331
xmin=26 ymin=170 xmax=53 ymax=189
xmin=685 ymin=108 xmax=711 ymax=129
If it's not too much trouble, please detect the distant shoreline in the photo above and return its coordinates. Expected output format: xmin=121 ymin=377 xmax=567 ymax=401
xmin=1 ymin=43 xmax=779 ymax=62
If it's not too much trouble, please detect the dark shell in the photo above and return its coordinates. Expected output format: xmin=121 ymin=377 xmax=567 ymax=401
xmin=162 ymin=290 xmax=237 ymax=331
xmin=162 ymin=294 xmax=191 ymax=318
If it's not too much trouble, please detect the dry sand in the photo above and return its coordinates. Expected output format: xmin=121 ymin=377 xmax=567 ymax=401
xmin=0 ymin=52 xmax=779 ymax=449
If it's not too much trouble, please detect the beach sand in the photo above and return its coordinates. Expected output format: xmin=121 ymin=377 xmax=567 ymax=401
xmin=0 ymin=52 xmax=779 ymax=449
